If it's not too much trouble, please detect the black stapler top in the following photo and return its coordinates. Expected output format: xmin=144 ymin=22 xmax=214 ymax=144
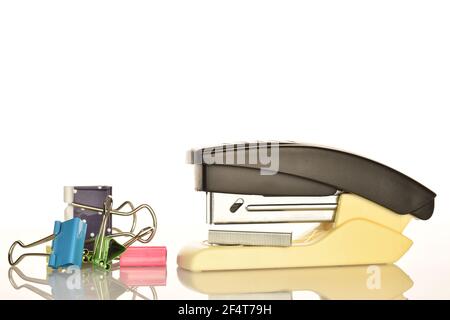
xmin=189 ymin=142 xmax=436 ymax=220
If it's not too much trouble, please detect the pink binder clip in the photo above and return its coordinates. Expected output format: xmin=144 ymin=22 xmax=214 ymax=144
xmin=119 ymin=246 xmax=167 ymax=267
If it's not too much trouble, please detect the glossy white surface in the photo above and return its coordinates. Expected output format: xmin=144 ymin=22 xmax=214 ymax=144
xmin=0 ymin=0 xmax=449 ymax=300
xmin=1 ymin=214 xmax=450 ymax=300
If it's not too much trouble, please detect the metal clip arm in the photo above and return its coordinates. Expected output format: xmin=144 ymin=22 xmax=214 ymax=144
xmin=8 ymin=234 xmax=55 ymax=266
xmin=69 ymin=201 xmax=157 ymax=241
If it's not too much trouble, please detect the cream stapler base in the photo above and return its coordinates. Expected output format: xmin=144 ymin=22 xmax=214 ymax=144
xmin=177 ymin=194 xmax=413 ymax=272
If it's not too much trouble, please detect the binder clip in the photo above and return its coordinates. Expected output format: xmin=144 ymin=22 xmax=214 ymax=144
xmin=64 ymin=186 xmax=157 ymax=250
xmin=83 ymin=196 xmax=157 ymax=270
xmin=64 ymin=186 xmax=113 ymax=250
xmin=8 ymin=218 xmax=87 ymax=269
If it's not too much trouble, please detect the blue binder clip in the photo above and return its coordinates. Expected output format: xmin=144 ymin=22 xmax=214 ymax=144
xmin=8 ymin=218 xmax=87 ymax=269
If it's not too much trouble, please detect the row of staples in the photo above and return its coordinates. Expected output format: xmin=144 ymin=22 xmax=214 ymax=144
xmin=8 ymin=186 xmax=166 ymax=270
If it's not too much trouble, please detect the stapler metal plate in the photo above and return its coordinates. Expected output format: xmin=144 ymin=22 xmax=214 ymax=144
xmin=208 ymin=230 xmax=292 ymax=247
xmin=207 ymin=192 xmax=338 ymax=224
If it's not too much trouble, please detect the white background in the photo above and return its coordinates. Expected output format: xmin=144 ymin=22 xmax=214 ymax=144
xmin=0 ymin=1 xmax=449 ymax=299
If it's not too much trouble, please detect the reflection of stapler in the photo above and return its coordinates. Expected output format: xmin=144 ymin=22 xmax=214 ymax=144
xmin=177 ymin=142 xmax=436 ymax=271
xmin=177 ymin=265 xmax=413 ymax=300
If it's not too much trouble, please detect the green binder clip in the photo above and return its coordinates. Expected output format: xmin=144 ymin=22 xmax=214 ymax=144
xmin=85 ymin=196 xmax=155 ymax=270
xmin=83 ymin=239 xmax=126 ymax=270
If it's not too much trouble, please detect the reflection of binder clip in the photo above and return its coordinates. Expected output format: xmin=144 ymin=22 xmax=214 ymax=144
xmin=178 ymin=143 xmax=436 ymax=271
xmin=8 ymin=218 xmax=87 ymax=269
xmin=83 ymin=196 xmax=157 ymax=270
xmin=8 ymin=267 xmax=55 ymax=300
xmin=178 ymin=265 xmax=414 ymax=300
xmin=8 ymin=265 xmax=161 ymax=300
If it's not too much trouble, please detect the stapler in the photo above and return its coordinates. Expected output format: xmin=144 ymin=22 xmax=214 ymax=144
xmin=177 ymin=142 xmax=436 ymax=271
